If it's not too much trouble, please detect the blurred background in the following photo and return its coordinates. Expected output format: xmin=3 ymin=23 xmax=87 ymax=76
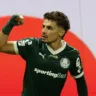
xmin=0 ymin=0 xmax=96 ymax=96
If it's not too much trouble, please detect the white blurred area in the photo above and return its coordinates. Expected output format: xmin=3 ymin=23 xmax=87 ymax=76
xmin=0 ymin=0 xmax=96 ymax=57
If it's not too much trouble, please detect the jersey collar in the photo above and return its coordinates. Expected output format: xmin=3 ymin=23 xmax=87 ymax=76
xmin=46 ymin=40 xmax=66 ymax=55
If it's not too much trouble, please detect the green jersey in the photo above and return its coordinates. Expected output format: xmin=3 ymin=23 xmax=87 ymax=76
xmin=14 ymin=38 xmax=84 ymax=96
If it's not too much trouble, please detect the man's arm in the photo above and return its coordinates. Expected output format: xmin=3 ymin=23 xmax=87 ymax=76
xmin=69 ymin=51 xmax=88 ymax=96
xmin=0 ymin=31 xmax=8 ymax=48
xmin=0 ymin=14 xmax=24 ymax=54
xmin=0 ymin=40 xmax=16 ymax=54
xmin=75 ymin=75 xmax=88 ymax=96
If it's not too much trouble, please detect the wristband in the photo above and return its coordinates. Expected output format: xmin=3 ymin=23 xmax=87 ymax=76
xmin=2 ymin=22 xmax=14 ymax=35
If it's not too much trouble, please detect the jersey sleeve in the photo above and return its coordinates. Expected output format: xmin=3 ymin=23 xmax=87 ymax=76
xmin=13 ymin=38 xmax=38 ymax=60
xmin=69 ymin=51 xmax=84 ymax=79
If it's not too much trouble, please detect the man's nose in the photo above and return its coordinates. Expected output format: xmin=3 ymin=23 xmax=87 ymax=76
xmin=42 ymin=28 xmax=47 ymax=34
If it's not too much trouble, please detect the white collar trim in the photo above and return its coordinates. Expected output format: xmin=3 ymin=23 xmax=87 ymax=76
xmin=46 ymin=40 xmax=66 ymax=55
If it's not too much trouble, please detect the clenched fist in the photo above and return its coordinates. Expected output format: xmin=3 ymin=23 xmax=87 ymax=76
xmin=9 ymin=14 xmax=24 ymax=26
xmin=2 ymin=14 xmax=24 ymax=35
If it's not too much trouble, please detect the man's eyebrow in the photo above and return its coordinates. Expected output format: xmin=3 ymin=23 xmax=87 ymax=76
xmin=47 ymin=25 xmax=51 ymax=27
xmin=42 ymin=24 xmax=53 ymax=27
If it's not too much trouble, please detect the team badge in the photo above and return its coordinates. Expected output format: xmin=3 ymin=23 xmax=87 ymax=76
xmin=60 ymin=58 xmax=70 ymax=69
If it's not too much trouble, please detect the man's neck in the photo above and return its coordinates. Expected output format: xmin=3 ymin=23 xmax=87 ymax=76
xmin=47 ymin=39 xmax=62 ymax=51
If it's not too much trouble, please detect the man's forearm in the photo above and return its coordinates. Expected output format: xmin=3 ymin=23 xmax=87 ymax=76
xmin=76 ymin=76 xmax=88 ymax=96
xmin=0 ymin=31 xmax=8 ymax=47
xmin=0 ymin=14 xmax=24 ymax=48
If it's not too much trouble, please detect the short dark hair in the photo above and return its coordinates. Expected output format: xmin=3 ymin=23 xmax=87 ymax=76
xmin=44 ymin=11 xmax=70 ymax=37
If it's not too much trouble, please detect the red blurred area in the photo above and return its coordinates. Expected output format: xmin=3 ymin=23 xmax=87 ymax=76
xmin=0 ymin=16 xmax=96 ymax=96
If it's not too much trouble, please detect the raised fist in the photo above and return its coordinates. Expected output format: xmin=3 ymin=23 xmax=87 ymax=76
xmin=2 ymin=14 xmax=24 ymax=35
xmin=9 ymin=14 xmax=24 ymax=26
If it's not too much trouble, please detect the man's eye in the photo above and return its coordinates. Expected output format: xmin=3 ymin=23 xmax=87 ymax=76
xmin=42 ymin=25 xmax=45 ymax=28
xmin=47 ymin=26 xmax=52 ymax=30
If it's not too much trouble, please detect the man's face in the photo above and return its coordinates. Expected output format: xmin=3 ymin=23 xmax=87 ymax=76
xmin=42 ymin=19 xmax=64 ymax=43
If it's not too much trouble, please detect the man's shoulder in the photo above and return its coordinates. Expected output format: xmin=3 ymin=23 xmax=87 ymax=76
xmin=16 ymin=37 xmax=44 ymax=47
xmin=21 ymin=37 xmax=43 ymax=43
xmin=28 ymin=37 xmax=45 ymax=47
xmin=65 ymin=42 xmax=79 ymax=55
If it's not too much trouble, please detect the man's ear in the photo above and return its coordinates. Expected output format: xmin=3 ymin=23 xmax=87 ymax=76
xmin=59 ymin=28 xmax=65 ymax=37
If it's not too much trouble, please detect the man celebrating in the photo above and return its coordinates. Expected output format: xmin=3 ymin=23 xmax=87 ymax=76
xmin=0 ymin=11 xmax=88 ymax=96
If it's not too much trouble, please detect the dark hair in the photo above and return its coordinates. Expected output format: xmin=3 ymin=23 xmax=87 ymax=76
xmin=44 ymin=11 xmax=70 ymax=37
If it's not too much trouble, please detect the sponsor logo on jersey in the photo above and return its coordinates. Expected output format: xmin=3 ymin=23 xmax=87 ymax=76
xmin=60 ymin=58 xmax=70 ymax=69
xmin=18 ymin=39 xmax=32 ymax=46
xmin=76 ymin=57 xmax=82 ymax=73
xmin=34 ymin=68 xmax=66 ymax=79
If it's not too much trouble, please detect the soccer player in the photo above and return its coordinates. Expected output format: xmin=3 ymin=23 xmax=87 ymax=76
xmin=0 ymin=11 xmax=88 ymax=96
